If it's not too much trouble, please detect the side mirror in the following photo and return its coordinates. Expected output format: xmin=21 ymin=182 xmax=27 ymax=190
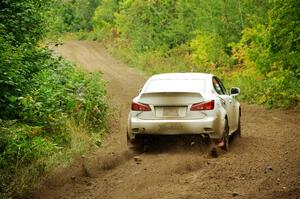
xmin=138 ymin=88 xmax=142 ymax=93
xmin=230 ymin=87 xmax=240 ymax=97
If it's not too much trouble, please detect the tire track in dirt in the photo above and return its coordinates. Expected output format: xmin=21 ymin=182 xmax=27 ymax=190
xmin=33 ymin=41 xmax=300 ymax=199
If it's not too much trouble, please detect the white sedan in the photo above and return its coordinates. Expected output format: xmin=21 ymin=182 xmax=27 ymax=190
xmin=127 ymin=73 xmax=241 ymax=151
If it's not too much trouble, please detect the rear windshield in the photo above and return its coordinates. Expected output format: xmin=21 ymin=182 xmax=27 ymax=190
xmin=144 ymin=79 xmax=206 ymax=93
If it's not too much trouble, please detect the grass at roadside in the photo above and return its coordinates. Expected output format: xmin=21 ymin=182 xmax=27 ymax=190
xmin=0 ymin=119 xmax=101 ymax=198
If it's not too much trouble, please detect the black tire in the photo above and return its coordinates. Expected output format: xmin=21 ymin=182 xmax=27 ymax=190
xmin=235 ymin=117 xmax=241 ymax=137
xmin=234 ymin=109 xmax=241 ymax=138
xmin=203 ymin=134 xmax=211 ymax=146
xmin=221 ymin=120 xmax=229 ymax=151
xmin=127 ymin=133 xmax=144 ymax=153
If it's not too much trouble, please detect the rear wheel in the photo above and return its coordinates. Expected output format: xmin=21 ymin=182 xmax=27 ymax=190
xmin=208 ymin=120 xmax=229 ymax=157
xmin=235 ymin=110 xmax=241 ymax=137
xmin=127 ymin=133 xmax=144 ymax=153
xmin=235 ymin=117 xmax=241 ymax=137
xmin=203 ymin=134 xmax=211 ymax=146
xmin=221 ymin=120 xmax=229 ymax=151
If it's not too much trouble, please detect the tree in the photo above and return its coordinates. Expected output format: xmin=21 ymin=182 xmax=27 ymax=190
xmin=268 ymin=0 xmax=300 ymax=73
xmin=0 ymin=0 xmax=52 ymax=46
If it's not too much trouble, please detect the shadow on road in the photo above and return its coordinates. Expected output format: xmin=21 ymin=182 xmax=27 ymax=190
xmin=140 ymin=135 xmax=210 ymax=154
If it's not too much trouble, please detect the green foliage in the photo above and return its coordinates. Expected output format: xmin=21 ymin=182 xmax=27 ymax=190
xmin=268 ymin=0 xmax=300 ymax=73
xmin=110 ymin=0 xmax=269 ymax=53
xmin=0 ymin=47 xmax=108 ymax=197
xmin=0 ymin=43 xmax=54 ymax=119
xmin=0 ymin=0 xmax=52 ymax=46
xmin=0 ymin=123 xmax=57 ymax=168
xmin=0 ymin=122 xmax=58 ymax=197
xmin=262 ymin=70 xmax=300 ymax=108
xmin=190 ymin=33 xmax=231 ymax=70
xmin=229 ymin=0 xmax=300 ymax=107
xmin=50 ymin=0 xmax=101 ymax=33
xmin=16 ymin=61 xmax=107 ymax=128
xmin=92 ymin=0 xmax=120 ymax=40
xmin=231 ymin=24 xmax=270 ymax=73
xmin=115 ymin=0 xmax=177 ymax=51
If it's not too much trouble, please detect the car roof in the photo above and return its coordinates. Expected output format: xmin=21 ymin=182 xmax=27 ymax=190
xmin=149 ymin=73 xmax=214 ymax=80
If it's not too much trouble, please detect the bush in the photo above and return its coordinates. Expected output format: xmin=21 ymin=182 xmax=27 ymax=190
xmin=0 ymin=121 xmax=58 ymax=197
xmin=230 ymin=22 xmax=299 ymax=108
xmin=92 ymin=0 xmax=119 ymax=41
xmin=17 ymin=59 xmax=107 ymax=130
xmin=49 ymin=0 xmax=102 ymax=34
xmin=190 ymin=33 xmax=232 ymax=70
xmin=0 ymin=53 xmax=108 ymax=198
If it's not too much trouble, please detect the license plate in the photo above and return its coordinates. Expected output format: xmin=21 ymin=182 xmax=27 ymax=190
xmin=159 ymin=124 xmax=183 ymax=131
xmin=163 ymin=107 xmax=179 ymax=117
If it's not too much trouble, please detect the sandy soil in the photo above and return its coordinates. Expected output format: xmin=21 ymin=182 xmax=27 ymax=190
xmin=32 ymin=41 xmax=300 ymax=199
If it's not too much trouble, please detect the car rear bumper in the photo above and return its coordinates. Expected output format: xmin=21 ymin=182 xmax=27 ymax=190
xmin=128 ymin=116 xmax=223 ymax=139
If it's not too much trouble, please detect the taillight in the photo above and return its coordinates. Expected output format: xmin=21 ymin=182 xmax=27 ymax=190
xmin=131 ymin=101 xmax=151 ymax=111
xmin=190 ymin=100 xmax=214 ymax=111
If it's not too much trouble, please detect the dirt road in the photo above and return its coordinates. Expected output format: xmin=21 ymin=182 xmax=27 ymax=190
xmin=33 ymin=41 xmax=300 ymax=199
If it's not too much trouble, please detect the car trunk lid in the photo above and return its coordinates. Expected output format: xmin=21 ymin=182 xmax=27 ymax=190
xmin=137 ymin=92 xmax=206 ymax=120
